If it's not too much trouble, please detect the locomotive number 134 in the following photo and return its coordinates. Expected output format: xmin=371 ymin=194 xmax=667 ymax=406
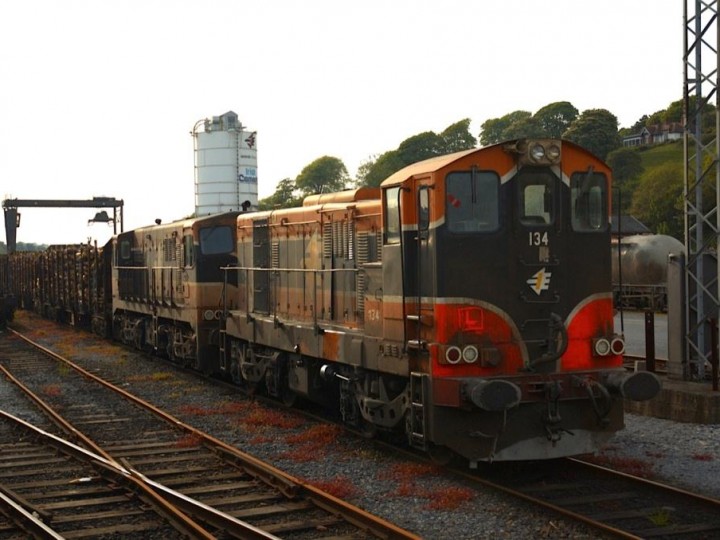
xmin=529 ymin=231 xmax=549 ymax=246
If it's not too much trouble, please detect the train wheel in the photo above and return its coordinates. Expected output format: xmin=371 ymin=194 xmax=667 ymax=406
xmin=133 ymin=324 xmax=144 ymax=350
xmin=230 ymin=357 xmax=243 ymax=384
xmin=359 ymin=418 xmax=378 ymax=439
xmin=281 ymin=387 xmax=297 ymax=407
xmin=427 ymin=443 xmax=453 ymax=466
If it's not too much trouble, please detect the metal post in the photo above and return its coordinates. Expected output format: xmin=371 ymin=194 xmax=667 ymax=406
xmin=711 ymin=319 xmax=719 ymax=391
xmin=645 ymin=311 xmax=656 ymax=373
xmin=683 ymin=0 xmax=719 ymax=380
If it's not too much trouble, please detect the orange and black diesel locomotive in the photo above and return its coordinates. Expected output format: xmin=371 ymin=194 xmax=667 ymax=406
xmin=220 ymin=138 xmax=660 ymax=464
xmin=2 ymin=138 xmax=660 ymax=465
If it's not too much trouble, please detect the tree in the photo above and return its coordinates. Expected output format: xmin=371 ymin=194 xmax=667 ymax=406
xmin=360 ymin=150 xmax=405 ymax=187
xmin=607 ymin=147 xmax=644 ymax=213
xmin=358 ymin=119 xmax=477 ymax=187
xmin=665 ymin=99 xmax=683 ymax=123
xmin=258 ymin=178 xmax=302 ymax=210
xmin=630 ymin=162 xmax=684 ymax=239
xmin=397 ymin=131 xmax=444 ymax=164
xmin=355 ymin=155 xmax=377 ymax=187
xmin=563 ymin=109 xmax=621 ymax=160
xmin=295 ymin=156 xmax=349 ymax=196
xmin=607 ymin=147 xmax=644 ymax=183
xmin=629 ymin=114 xmax=649 ymax=132
xmin=645 ymin=109 xmax=667 ymax=126
xmin=502 ymin=115 xmax=544 ymax=140
xmin=479 ymin=110 xmax=532 ymax=146
xmin=533 ymin=101 xmax=578 ymax=138
xmin=440 ymin=118 xmax=477 ymax=153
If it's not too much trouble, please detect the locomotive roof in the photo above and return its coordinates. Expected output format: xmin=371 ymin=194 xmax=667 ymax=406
xmin=379 ymin=138 xmax=606 ymax=189
xmin=380 ymin=147 xmax=479 ymax=188
xmin=126 ymin=211 xmax=241 ymax=233
xmin=302 ymin=187 xmax=380 ymax=206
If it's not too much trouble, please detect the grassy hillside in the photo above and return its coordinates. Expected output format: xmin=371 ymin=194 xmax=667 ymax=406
xmin=635 ymin=139 xmax=683 ymax=170
xmin=625 ymin=139 xmax=686 ymax=239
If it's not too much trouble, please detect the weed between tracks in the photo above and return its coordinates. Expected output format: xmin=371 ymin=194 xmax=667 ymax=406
xmin=179 ymin=401 xmax=252 ymax=416
xmin=175 ymin=434 xmax=203 ymax=448
xmin=304 ymin=476 xmax=358 ymax=499
xmin=242 ymin=407 xmax=306 ymax=431
xmin=583 ymin=454 xmax=656 ymax=478
xmin=127 ymin=372 xmax=172 ymax=382
xmin=378 ymin=462 xmax=476 ymax=510
xmin=648 ymin=507 xmax=673 ymax=526
xmin=279 ymin=424 xmax=343 ymax=462
xmin=41 ymin=384 xmax=62 ymax=397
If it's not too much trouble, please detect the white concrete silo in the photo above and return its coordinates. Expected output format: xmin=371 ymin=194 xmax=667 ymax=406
xmin=192 ymin=111 xmax=258 ymax=215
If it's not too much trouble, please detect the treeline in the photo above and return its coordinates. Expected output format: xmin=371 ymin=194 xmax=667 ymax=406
xmin=259 ymin=97 xmax=709 ymax=240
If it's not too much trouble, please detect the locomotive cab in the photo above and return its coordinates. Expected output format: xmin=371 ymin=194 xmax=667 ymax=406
xmin=379 ymin=139 xmax=659 ymax=463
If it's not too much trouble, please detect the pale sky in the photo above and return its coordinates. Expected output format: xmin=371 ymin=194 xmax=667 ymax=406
xmin=1 ymin=0 xmax=684 ymax=246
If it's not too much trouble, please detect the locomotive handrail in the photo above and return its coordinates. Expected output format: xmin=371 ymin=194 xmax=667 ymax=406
xmin=221 ymin=265 xmax=359 ymax=273
xmin=236 ymin=219 xmax=321 ymax=230
xmin=115 ymin=265 xmax=183 ymax=270
xmin=220 ymin=265 xmax=363 ymax=333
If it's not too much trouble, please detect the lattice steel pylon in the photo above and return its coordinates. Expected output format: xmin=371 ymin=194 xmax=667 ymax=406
xmin=683 ymin=0 xmax=719 ymax=379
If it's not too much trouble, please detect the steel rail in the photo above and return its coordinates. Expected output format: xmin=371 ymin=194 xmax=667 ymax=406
xmin=0 ymin=409 xmax=217 ymax=540
xmin=0 ymin=405 xmax=283 ymax=540
xmin=569 ymin=457 xmax=720 ymax=508
xmin=8 ymin=327 xmax=420 ymax=540
xmin=0 ymin=360 xmax=285 ymax=540
xmin=0 ymin=490 xmax=65 ymax=540
xmin=450 ymin=469 xmax=644 ymax=540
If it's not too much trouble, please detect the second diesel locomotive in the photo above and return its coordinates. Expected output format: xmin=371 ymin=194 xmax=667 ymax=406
xmin=3 ymin=138 xmax=661 ymax=465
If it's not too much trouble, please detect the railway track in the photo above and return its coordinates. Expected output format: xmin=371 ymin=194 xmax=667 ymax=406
xmin=0 ymin=411 xmax=222 ymax=539
xmin=6 ymin=315 xmax=720 ymax=538
xmin=452 ymin=446 xmax=720 ymax=539
xmin=0 ymin=328 xmax=419 ymax=539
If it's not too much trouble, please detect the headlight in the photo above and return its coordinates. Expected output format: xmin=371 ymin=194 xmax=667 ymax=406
xmin=504 ymin=139 xmax=562 ymax=166
xmin=530 ymin=143 xmax=545 ymax=161
xmin=593 ymin=337 xmax=611 ymax=356
xmin=462 ymin=345 xmax=479 ymax=364
xmin=547 ymin=144 xmax=561 ymax=161
xmin=446 ymin=346 xmax=462 ymax=364
xmin=611 ymin=337 xmax=625 ymax=356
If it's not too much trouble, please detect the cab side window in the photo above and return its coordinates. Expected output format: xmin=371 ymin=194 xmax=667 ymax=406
xmin=446 ymin=171 xmax=499 ymax=233
xmin=385 ymin=187 xmax=401 ymax=244
xmin=571 ymin=172 xmax=608 ymax=232
xmin=183 ymin=235 xmax=194 ymax=267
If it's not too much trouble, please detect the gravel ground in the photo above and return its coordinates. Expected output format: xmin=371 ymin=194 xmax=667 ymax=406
xmin=599 ymin=412 xmax=720 ymax=499
xmin=3 ymin=314 xmax=720 ymax=538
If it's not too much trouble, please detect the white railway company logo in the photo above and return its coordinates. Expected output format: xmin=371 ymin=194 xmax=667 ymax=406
xmin=527 ymin=267 xmax=551 ymax=295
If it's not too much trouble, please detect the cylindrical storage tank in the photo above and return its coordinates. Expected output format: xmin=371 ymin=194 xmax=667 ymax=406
xmin=612 ymin=234 xmax=686 ymax=285
xmin=193 ymin=111 xmax=258 ymax=216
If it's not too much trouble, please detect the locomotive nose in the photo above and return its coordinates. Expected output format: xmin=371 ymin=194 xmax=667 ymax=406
xmin=604 ymin=370 xmax=662 ymax=401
